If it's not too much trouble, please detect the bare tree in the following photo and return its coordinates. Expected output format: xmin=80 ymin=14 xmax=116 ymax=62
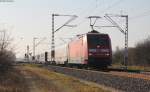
xmin=0 ymin=30 xmax=15 ymax=72
xmin=0 ymin=30 xmax=12 ymax=51
xmin=112 ymin=46 xmax=124 ymax=65
xmin=113 ymin=36 xmax=150 ymax=66
xmin=135 ymin=36 xmax=150 ymax=66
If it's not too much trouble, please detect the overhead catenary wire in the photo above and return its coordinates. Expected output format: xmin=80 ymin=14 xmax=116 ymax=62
xmin=65 ymin=0 xmax=98 ymax=30
xmin=61 ymin=0 xmax=122 ymax=36
xmin=115 ymin=9 xmax=150 ymax=24
xmin=75 ymin=0 xmax=124 ymax=30
xmin=129 ymin=10 xmax=150 ymax=20
xmin=100 ymin=0 xmax=123 ymax=14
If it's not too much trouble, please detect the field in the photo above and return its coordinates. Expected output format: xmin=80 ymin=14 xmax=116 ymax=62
xmin=0 ymin=64 xmax=110 ymax=92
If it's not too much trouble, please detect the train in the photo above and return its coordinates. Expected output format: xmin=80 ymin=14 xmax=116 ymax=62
xmin=35 ymin=30 xmax=112 ymax=68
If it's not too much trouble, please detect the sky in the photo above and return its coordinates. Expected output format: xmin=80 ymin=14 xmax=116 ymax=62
xmin=0 ymin=0 xmax=150 ymax=58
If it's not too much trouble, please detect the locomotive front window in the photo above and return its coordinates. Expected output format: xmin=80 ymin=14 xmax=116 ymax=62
xmin=88 ymin=35 xmax=109 ymax=46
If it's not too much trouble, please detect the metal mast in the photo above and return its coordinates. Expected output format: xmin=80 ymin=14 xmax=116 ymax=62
xmin=27 ymin=45 xmax=29 ymax=62
xmin=125 ymin=15 xmax=128 ymax=67
xmin=33 ymin=37 xmax=46 ymax=60
xmin=105 ymin=14 xmax=128 ymax=69
xmin=33 ymin=37 xmax=38 ymax=60
xmin=51 ymin=14 xmax=55 ymax=62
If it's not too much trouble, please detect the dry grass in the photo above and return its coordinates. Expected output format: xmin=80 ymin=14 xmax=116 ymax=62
xmin=0 ymin=68 xmax=28 ymax=92
xmin=24 ymin=64 xmax=110 ymax=92
xmin=127 ymin=66 xmax=150 ymax=71
xmin=111 ymin=64 xmax=150 ymax=71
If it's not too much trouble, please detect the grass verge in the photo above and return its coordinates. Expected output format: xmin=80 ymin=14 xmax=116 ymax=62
xmin=111 ymin=64 xmax=150 ymax=72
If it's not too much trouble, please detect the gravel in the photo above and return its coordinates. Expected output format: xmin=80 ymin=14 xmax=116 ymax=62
xmin=45 ymin=65 xmax=150 ymax=92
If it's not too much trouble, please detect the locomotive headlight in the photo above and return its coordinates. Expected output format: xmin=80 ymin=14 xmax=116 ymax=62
xmin=89 ymin=53 xmax=93 ymax=56
xmin=89 ymin=49 xmax=97 ymax=52
xmin=101 ymin=49 xmax=109 ymax=52
xmin=105 ymin=53 xmax=110 ymax=56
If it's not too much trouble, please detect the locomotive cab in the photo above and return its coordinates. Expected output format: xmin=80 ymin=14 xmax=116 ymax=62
xmin=87 ymin=31 xmax=112 ymax=68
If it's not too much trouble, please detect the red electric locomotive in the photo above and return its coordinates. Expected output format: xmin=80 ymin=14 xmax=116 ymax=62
xmin=68 ymin=30 xmax=112 ymax=68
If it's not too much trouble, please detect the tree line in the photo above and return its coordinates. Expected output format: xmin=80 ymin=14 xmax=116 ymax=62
xmin=113 ymin=36 xmax=150 ymax=66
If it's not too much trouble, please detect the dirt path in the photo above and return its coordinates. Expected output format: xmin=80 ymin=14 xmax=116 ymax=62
xmin=20 ymin=67 xmax=61 ymax=92
xmin=22 ymin=71 xmax=42 ymax=92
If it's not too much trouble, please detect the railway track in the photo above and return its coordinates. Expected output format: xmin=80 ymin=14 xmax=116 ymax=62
xmin=44 ymin=65 xmax=150 ymax=92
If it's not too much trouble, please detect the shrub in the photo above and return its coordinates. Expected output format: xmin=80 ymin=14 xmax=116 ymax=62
xmin=0 ymin=50 xmax=16 ymax=72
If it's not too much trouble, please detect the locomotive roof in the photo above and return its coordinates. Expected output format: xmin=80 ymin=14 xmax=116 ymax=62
xmin=86 ymin=30 xmax=108 ymax=35
xmin=75 ymin=30 xmax=108 ymax=39
xmin=88 ymin=30 xmax=99 ymax=33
